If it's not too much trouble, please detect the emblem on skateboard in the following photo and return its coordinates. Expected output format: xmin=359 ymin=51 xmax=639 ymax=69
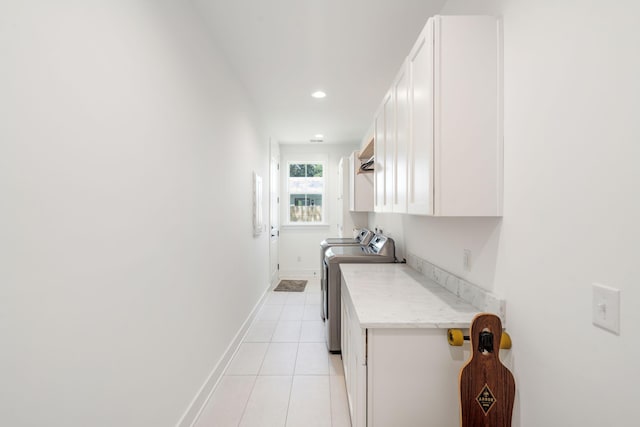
xmin=476 ymin=384 xmax=496 ymax=415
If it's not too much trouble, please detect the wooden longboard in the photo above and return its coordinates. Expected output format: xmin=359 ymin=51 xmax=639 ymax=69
xmin=459 ymin=313 xmax=515 ymax=427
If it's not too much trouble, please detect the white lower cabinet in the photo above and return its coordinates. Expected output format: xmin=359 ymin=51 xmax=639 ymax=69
xmin=341 ymin=284 xmax=368 ymax=427
xmin=341 ymin=286 xmax=465 ymax=427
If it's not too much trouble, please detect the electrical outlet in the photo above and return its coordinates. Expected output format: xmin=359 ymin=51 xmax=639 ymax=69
xmin=463 ymin=249 xmax=471 ymax=271
xmin=592 ymin=283 xmax=620 ymax=334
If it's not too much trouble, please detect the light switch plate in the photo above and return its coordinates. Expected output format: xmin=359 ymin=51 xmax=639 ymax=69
xmin=592 ymin=283 xmax=620 ymax=335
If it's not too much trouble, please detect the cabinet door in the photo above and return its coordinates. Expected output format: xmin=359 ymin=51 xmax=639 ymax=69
xmin=367 ymin=329 xmax=462 ymax=426
xmin=393 ymin=60 xmax=409 ymax=213
xmin=434 ymin=16 xmax=501 ymax=216
xmin=383 ymin=90 xmax=394 ymax=213
xmin=407 ymin=18 xmax=435 ymax=215
xmin=353 ymin=325 xmax=367 ymax=427
xmin=342 ymin=286 xmax=367 ymax=427
xmin=408 ymin=16 xmax=501 ymax=216
xmin=341 ymin=296 xmax=351 ymax=410
xmin=373 ymin=107 xmax=385 ymax=212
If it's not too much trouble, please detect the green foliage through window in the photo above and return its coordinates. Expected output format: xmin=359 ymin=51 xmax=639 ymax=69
xmin=287 ymin=162 xmax=325 ymax=223
xmin=289 ymin=164 xmax=323 ymax=178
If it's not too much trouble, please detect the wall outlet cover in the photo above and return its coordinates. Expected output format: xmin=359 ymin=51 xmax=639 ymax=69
xmin=592 ymin=283 xmax=620 ymax=335
xmin=463 ymin=249 xmax=471 ymax=272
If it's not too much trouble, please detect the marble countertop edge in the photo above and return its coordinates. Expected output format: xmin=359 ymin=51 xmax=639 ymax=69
xmin=341 ymin=263 xmax=498 ymax=329
xmin=357 ymin=319 xmax=477 ymax=329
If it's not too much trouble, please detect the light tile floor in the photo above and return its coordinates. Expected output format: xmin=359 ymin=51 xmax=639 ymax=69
xmin=195 ymin=279 xmax=351 ymax=427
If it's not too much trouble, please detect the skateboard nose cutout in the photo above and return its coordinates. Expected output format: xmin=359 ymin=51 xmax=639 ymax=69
xmin=478 ymin=330 xmax=494 ymax=354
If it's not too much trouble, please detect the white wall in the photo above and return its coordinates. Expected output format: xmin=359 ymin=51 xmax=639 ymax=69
xmin=0 ymin=2 xmax=269 ymax=426
xmin=370 ymin=0 xmax=640 ymax=425
xmin=278 ymin=143 xmax=363 ymax=277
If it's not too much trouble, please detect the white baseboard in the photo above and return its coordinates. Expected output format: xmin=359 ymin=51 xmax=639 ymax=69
xmin=176 ymin=284 xmax=271 ymax=427
xmin=278 ymin=269 xmax=320 ymax=280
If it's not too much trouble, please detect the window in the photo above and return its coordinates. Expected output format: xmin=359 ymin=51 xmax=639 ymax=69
xmin=287 ymin=162 xmax=325 ymax=223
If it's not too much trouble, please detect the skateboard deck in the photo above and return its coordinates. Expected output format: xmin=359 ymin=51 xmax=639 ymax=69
xmin=459 ymin=313 xmax=515 ymax=427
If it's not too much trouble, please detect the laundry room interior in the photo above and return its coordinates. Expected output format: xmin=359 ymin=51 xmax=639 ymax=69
xmin=2 ymin=1 xmax=639 ymax=426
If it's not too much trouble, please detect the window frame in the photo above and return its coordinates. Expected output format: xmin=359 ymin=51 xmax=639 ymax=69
xmin=284 ymin=160 xmax=327 ymax=226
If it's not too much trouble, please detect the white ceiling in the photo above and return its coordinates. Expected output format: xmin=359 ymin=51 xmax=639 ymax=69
xmin=193 ymin=0 xmax=446 ymax=145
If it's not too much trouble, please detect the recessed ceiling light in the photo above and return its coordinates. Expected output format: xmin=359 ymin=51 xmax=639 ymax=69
xmin=311 ymin=91 xmax=326 ymax=99
xmin=314 ymin=134 xmax=324 ymax=139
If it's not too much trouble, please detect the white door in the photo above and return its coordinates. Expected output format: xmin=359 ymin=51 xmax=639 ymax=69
xmin=269 ymin=139 xmax=280 ymax=287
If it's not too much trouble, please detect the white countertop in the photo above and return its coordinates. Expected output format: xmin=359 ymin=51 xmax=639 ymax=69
xmin=340 ymin=263 xmax=481 ymax=329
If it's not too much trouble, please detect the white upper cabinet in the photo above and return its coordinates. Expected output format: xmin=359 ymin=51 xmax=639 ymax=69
xmin=372 ymin=15 xmax=502 ymax=217
xmin=408 ymin=15 xmax=502 ymax=216
xmin=407 ymin=18 xmax=435 ymax=215
xmin=373 ymin=87 xmax=397 ymax=214
xmin=373 ymin=103 xmax=386 ymax=213
xmin=392 ymin=60 xmax=409 ymax=214
xmin=382 ymin=90 xmax=394 ymax=214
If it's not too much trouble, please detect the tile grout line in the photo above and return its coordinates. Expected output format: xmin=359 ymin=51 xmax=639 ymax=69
xmin=283 ymin=341 xmax=302 ymax=427
xmin=286 ymin=285 xmax=313 ymax=425
xmin=328 ymin=353 xmax=335 ymax=426
xmin=234 ymin=375 xmax=258 ymax=427
xmin=238 ymin=291 xmax=279 ymax=426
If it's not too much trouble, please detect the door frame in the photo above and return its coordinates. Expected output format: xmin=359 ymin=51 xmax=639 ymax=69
xmin=269 ymin=138 xmax=280 ymax=287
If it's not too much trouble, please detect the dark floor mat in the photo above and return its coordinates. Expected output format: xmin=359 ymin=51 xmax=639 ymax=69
xmin=274 ymin=279 xmax=308 ymax=292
